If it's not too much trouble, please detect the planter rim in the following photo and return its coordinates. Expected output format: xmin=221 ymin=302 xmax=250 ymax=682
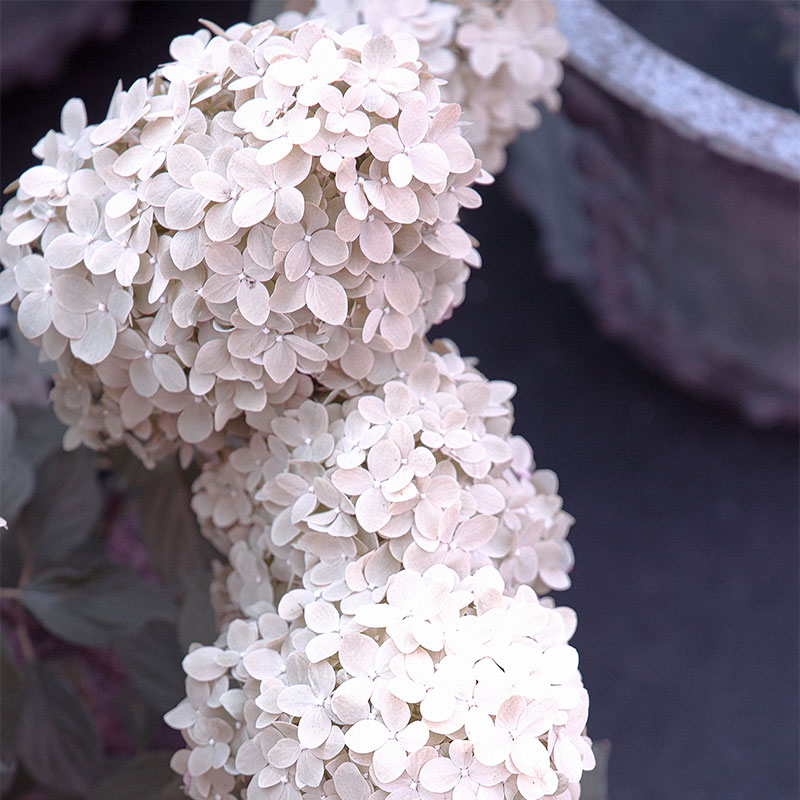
xmin=554 ymin=0 xmax=800 ymax=181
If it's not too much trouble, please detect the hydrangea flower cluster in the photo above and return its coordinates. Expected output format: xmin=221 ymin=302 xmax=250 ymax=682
xmin=172 ymin=340 xmax=590 ymax=798
xmin=1 ymin=10 xmax=591 ymax=799
xmin=167 ymin=566 xmax=593 ymax=800
xmin=192 ymin=340 xmax=574 ymax=622
xmin=0 ymin=18 xmax=484 ymax=466
xmin=279 ymin=0 xmax=568 ymax=172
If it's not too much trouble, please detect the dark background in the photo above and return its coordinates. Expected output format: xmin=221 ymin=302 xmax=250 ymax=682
xmin=1 ymin=2 xmax=798 ymax=798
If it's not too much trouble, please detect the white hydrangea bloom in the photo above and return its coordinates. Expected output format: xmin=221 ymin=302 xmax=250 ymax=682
xmin=167 ymin=560 xmax=593 ymax=800
xmin=192 ymin=340 xmax=574 ymax=614
xmin=0 ymin=18 xmax=485 ymax=467
xmin=280 ymin=0 xmax=569 ymax=173
xmin=2 ymin=10 xmax=590 ymax=799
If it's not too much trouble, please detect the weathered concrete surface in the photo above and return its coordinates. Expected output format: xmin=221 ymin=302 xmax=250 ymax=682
xmin=508 ymin=0 xmax=800 ymax=426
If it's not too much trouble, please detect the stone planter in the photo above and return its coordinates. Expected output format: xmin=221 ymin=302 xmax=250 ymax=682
xmin=507 ymin=0 xmax=800 ymax=426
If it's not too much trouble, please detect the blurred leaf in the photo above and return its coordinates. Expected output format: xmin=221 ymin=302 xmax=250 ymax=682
xmin=23 ymin=448 xmax=103 ymax=570
xmin=0 ymin=404 xmax=34 ymax=525
xmin=17 ymin=661 xmax=102 ymax=795
xmin=115 ymin=621 xmax=185 ymax=714
xmin=177 ymin=569 xmax=217 ymax=650
xmin=19 ymin=561 xmax=176 ymax=647
xmin=135 ymin=458 xmax=214 ymax=587
xmin=89 ymin=752 xmax=180 ymax=800
xmin=0 ymin=529 xmax=22 ymax=593
xmin=105 ymin=445 xmax=157 ymax=492
xmin=581 ymin=739 xmax=611 ymax=800
xmin=0 ymin=758 xmax=16 ymax=798
xmin=11 ymin=404 xmax=65 ymax=469
xmin=0 ymin=632 xmax=22 ymax=796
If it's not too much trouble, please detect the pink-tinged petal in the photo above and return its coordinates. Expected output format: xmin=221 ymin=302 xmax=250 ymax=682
xmin=398 ymin=101 xmax=429 ymax=147
xmin=471 ymin=726 xmax=512 ymax=769
xmin=170 ymin=227 xmax=208 ymax=270
xmin=419 ymin=757 xmax=460 ymax=793
xmin=344 ymin=186 xmax=369 ymax=221
xmin=70 ymin=312 xmax=116 ymax=364
xmin=335 ymin=209 xmax=362 ymax=242
xmin=237 ymin=280 xmax=270 ymax=326
xmin=388 ymin=152 xmax=413 ymax=188
xmin=420 ymin=688 xmax=457 ymax=724
xmin=205 ymin=242 xmax=242 ymax=275
xmin=182 ymin=646 xmax=226 ymax=682
xmin=456 ymin=515 xmax=498 ymax=550
xmin=338 ymin=634 xmax=378 ymax=677
xmin=384 ymin=263 xmax=420 ymax=314
xmin=309 ymin=229 xmax=348 ymax=266
xmin=50 ymin=304 xmax=86 ymax=340
xmin=306 ymin=274 xmax=347 ymax=325
xmin=204 ymin=200 xmax=239 ymax=242
xmin=361 ymin=34 xmax=396 ymax=73
xmin=553 ymin=738 xmax=584 ymax=781
xmin=429 ymin=103 xmax=461 ymax=142
xmin=382 ymin=184 xmax=419 ymax=224
xmin=339 ymin=341 xmax=374 ymax=380
xmin=7 ymin=218 xmax=47 ymax=246
xmin=273 ymin=222 xmax=305 ymax=252
xmin=45 ymin=233 xmax=86 ymax=269
xmin=372 ymin=740 xmax=407 ymax=783
xmin=257 ymin=138 xmax=294 ymax=166
xmin=510 ymin=735 xmax=550 ymax=780
xmin=269 ymin=57 xmax=312 ymax=87
xmin=105 ymin=189 xmax=138 ymax=218
xmin=190 ymin=170 xmax=230 ymax=203
xmin=268 ymin=738 xmax=301 ymax=770
xmin=331 ymin=676 xmax=372 ymax=722
xmin=235 ymin=739 xmax=267 ymax=775
xmin=496 ymin=695 xmax=527 ymax=730
xmin=376 ymin=67 xmax=419 ymax=94
xmin=379 ymin=309 xmax=413 ymax=349
xmin=164 ymin=188 xmax=207 ymax=230
xmin=306 ymin=631 xmax=341 ymax=663
xmin=275 ymin=186 xmax=305 ymax=224
xmin=344 ymin=719 xmax=390 ymax=755
xmin=17 ymin=294 xmax=51 ymax=339
xmin=441 ymin=133 xmax=476 ymax=174
xmin=268 ymin=275 xmax=306 ymax=314
xmin=284 ymin=240 xmax=312 ymax=282
xmin=332 ymin=467 xmax=373 ymax=496
xmin=130 ymin=358 xmax=159 ymax=397
xmin=353 ymin=602 xmax=404 ymax=629
xmin=427 ymin=222 xmax=473 ymax=259
xmin=362 ymin=307 xmax=382 ymax=344
xmin=360 ymin=219 xmax=394 ymax=264
xmin=232 ymin=188 xmax=275 ymax=228
xmin=177 ymin=399 xmax=214 ymax=443
xmin=367 ymin=439 xmax=401 ymax=481
xmin=333 ymin=762 xmax=370 ymax=800
xmin=115 ymin=249 xmax=141 ymax=287
xmin=0 ymin=271 xmax=18 ymax=305
xmin=286 ymin=334 xmax=326 ymax=362
xmin=166 ymin=143 xmax=206 ymax=188
xmin=410 ymin=143 xmax=450 ymax=185
xmin=298 ymin=706 xmax=332 ymax=750
xmin=152 ymin=353 xmax=186 ymax=393
xmin=355 ymin=487 xmax=391 ymax=533
xmin=201 ymin=273 xmax=238 ymax=304
xmin=19 ymin=165 xmax=63 ymax=196
xmin=275 ymin=147 xmax=312 ymax=186
xmin=367 ymin=125 xmax=403 ymax=162
xmin=263 ymin=340 xmax=297 ymax=384
xmin=288 ymin=116 xmax=322 ymax=145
